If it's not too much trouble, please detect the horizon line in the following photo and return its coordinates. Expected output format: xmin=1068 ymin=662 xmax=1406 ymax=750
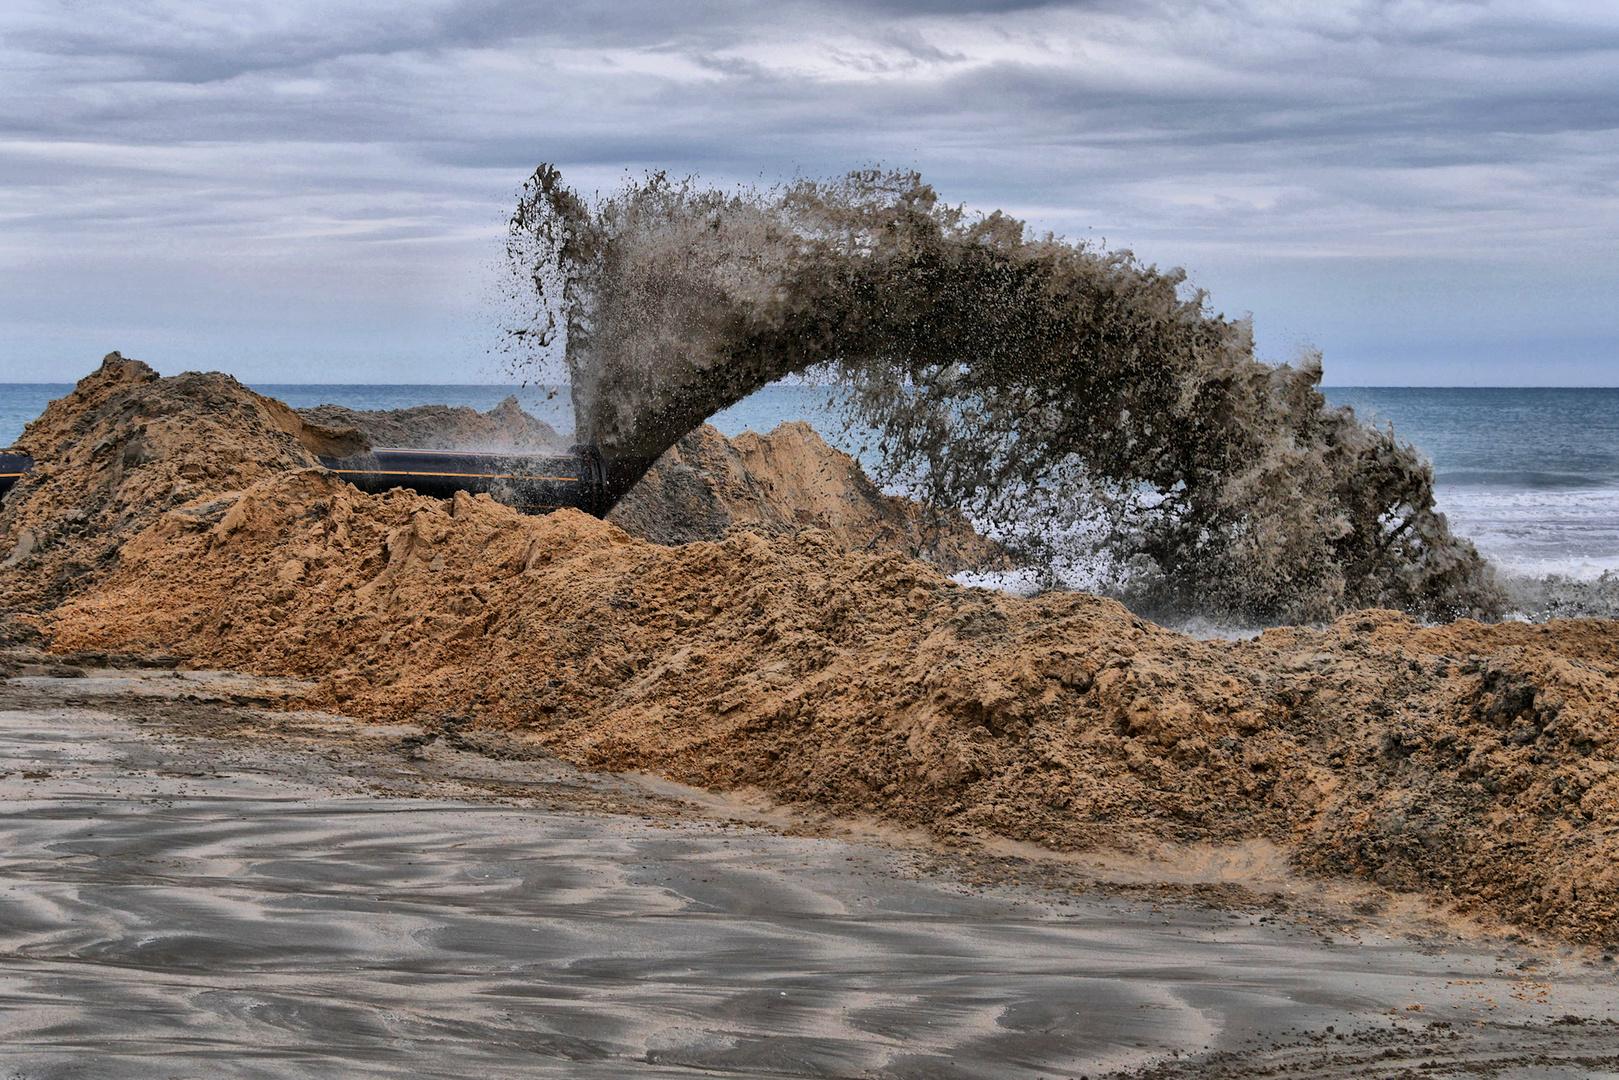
xmin=5 ymin=381 xmax=1619 ymax=391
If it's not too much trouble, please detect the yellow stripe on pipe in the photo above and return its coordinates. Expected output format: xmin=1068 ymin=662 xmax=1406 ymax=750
xmin=370 ymin=448 xmax=573 ymax=460
xmin=326 ymin=469 xmax=578 ymax=482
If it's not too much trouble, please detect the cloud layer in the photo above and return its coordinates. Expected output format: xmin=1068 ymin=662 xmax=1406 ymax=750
xmin=3 ymin=0 xmax=1616 ymax=383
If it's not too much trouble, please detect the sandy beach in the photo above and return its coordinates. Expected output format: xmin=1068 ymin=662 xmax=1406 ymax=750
xmin=5 ymin=665 xmax=1619 ymax=1078
xmin=4 ymin=362 xmax=1619 ymax=1076
xmin=9 ymin=0 xmax=1619 ymax=1070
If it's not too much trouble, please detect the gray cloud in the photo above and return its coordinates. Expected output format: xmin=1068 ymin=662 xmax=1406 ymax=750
xmin=2 ymin=0 xmax=1615 ymax=383
xmin=835 ymin=0 xmax=1073 ymax=12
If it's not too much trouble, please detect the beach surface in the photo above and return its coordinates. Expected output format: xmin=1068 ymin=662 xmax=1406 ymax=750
xmin=11 ymin=359 xmax=1619 ymax=946
xmin=5 ymin=666 xmax=1619 ymax=1079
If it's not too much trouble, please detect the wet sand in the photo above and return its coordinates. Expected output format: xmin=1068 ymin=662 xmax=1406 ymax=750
xmin=4 ymin=670 xmax=1619 ymax=1078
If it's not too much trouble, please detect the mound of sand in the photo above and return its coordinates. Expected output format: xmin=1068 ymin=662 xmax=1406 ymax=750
xmin=40 ymin=468 xmax=1619 ymax=942
xmin=297 ymin=397 xmax=566 ymax=454
xmin=295 ymin=393 xmax=998 ymax=571
xmin=0 ymin=354 xmax=362 ymax=616
xmin=607 ymin=422 xmax=1000 ymax=572
xmin=10 ymin=359 xmax=1619 ymax=944
xmin=1 ymin=359 xmax=995 ymax=625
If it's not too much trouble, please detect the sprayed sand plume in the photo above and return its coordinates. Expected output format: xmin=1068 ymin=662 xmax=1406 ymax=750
xmin=4 ymin=360 xmax=1618 ymax=945
xmin=502 ymin=166 xmax=1499 ymax=623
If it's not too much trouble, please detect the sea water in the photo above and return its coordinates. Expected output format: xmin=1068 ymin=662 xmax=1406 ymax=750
xmin=1329 ymin=388 xmax=1619 ymax=582
xmin=4 ymin=381 xmax=1615 ymax=598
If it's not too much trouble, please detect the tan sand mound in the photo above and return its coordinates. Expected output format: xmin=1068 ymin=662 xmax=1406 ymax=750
xmin=0 ymin=354 xmax=362 ymax=615
xmin=296 ymin=394 xmax=997 ymax=570
xmin=297 ymin=396 xmax=566 ymax=454
xmin=9 ymin=359 xmax=1619 ymax=944
xmin=2 ymin=358 xmax=995 ymax=627
xmin=607 ymin=421 xmax=1000 ymax=571
xmin=34 ymin=463 xmax=1619 ymax=944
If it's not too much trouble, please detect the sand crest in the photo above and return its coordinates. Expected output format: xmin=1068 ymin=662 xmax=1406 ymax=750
xmin=0 ymin=353 xmax=359 ymax=614
xmin=6 ymin=358 xmax=1619 ymax=945
xmin=298 ymin=396 xmax=567 ymax=454
xmin=607 ymin=421 xmax=999 ymax=571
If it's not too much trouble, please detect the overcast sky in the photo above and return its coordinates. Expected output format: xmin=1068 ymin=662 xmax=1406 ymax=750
xmin=3 ymin=0 xmax=1616 ymax=385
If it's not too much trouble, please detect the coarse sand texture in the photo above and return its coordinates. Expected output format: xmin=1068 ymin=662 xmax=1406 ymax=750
xmin=6 ymin=355 xmax=1619 ymax=945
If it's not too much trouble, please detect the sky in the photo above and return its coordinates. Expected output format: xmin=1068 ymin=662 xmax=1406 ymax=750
xmin=3 ymin=0 xmax=1616 ymax=386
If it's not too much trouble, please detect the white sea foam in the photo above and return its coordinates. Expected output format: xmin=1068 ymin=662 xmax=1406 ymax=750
xmin=1435 ymin=485 xmax=1619 ymax=580
xmin=947 ymin=482 xmax=1619 ymax=627
xmin=952 ymin=568 xmax=1043 ymax=597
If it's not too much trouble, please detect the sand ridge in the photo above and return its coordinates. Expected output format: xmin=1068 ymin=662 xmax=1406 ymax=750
xmin=6 ymin=356 xmax=1619 ymax=947
xmin=306 ymin=379 xmax=997 ymax=568
xmin=606 ymin=420 xmax=999 ymax=571
xmin=0 ymin=353 xmax=361 ymax=614
xmin=298 ymin=396 xmax=568 ymax=454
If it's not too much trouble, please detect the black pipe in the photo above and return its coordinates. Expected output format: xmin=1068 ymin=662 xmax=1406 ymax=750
xmin=316 ymin=446 xmax=630 ymax=516
xmin=0 ymin=452 xmax=30 ymax=500
xmin=0 ymin=447 xmax=641 ymax=517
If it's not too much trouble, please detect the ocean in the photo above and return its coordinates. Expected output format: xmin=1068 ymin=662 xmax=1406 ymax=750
xmin=1322 ymin=388 xmax=1619 ymax=585
xmin=4 ymin=381 xmax=1615 ymax=595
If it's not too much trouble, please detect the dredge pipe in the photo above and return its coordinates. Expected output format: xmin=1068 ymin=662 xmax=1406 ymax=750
xmin=0 ymin=448 xmax=643 ymax=518
xmin=0 ymin=452 xmax=30 ymax=500
xmin=316 ymin=446 xmax=636 ymax=517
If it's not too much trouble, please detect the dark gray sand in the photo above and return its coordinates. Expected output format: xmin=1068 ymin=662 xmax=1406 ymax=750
xmin=4 ymin=670 xmax=1619 ymax=1078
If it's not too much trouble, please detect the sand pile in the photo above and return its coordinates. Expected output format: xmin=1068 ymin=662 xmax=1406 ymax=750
xmin=607 ymin=422 xmax=999 ymax=571
xmin=12 ymin=361 xmax=1619 ymax=943
xmin=1 ymin=361 xmax=993 ymax=624
xmin=34 ymin=460 xmax=1619 ymax=942
xmin=298 ymin=397 xmax=566 ymax=454
xmin=294 ymin=392 xmax=996 ymax=570
xmin=0 ymin=354 xmax=362 ymax=616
